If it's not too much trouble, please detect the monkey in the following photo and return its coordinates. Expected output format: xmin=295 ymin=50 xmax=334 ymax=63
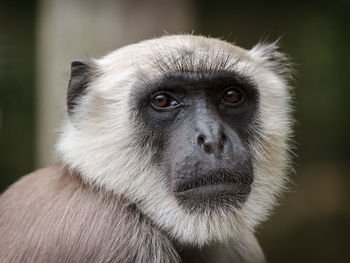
xmin=0 ymin=34 xmax=293 ymax=263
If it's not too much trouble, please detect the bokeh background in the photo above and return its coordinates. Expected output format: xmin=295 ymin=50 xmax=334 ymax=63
xmin=0 ymin=0 xmax=349 ymax=262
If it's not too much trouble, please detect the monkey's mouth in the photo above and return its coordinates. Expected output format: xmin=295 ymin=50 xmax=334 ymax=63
xmin=176 ymin=182 xmax=250 ymax=198
xmin=174 ymin=172 xmax=252 ymax=210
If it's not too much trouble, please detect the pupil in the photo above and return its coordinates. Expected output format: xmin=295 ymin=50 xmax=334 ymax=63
xmin=156 ymin=95 xmax=165 ymax=102
xmin=224 ymin=89 xmax=241 ymax=103
xmin=153 ymin=94 xmax=170 ymax=107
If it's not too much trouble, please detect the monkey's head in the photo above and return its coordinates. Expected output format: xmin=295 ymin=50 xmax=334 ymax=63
xmin=57 ymin=35 xmax=293 ymax=246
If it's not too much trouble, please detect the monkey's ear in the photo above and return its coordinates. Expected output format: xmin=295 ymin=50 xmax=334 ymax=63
xmin=249 ymin=40 xmax=293 ymax=79
xmin=67 ymin=60 xmax=91 ymax=115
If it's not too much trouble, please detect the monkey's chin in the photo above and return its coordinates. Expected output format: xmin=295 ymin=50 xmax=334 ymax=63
xmin=175 ymin=183 xmax=251 ymax=213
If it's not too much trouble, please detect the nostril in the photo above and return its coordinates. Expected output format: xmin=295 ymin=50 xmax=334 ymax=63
xmin=221 ymin=133 xmax=227 ymax=142
xmin=204 ymin=143 xmax=212 ymax=153
xmin=197 ymin=135 xmax=205 ymax=145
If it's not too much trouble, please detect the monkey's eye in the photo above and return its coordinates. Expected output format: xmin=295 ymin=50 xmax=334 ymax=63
xmin=151 ymin=93 xmax=179 ymax=108
xmin=221 ymin=87 xmax=244 ymax=106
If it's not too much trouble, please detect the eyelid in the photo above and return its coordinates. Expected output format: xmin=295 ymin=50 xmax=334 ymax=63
xmin=222 ymin=85 xmax=243 ymax=94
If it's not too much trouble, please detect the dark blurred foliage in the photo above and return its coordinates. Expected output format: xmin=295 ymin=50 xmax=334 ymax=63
xmin=0 ymin=0 xmax=36 ymax=190
xmin=0 ymin=0 xmax=349 ymax=262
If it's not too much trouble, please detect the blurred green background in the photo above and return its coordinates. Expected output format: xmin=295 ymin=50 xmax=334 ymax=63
xmin=0 ymin=0 xmax=349 ymax=262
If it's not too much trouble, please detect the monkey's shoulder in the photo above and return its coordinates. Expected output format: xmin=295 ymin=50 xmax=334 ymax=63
xmin=0 ymin=165 xmax=180 ymax=263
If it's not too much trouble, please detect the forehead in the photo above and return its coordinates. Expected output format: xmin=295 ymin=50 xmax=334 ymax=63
xmin=146 ymin=39 xmax=245 ymax=74
xmin=98 ymin=35 xmax=255 ymax=81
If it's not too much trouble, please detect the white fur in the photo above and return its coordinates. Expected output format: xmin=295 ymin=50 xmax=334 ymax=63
xmin=56 ymin=35 xmax=293 ymax=251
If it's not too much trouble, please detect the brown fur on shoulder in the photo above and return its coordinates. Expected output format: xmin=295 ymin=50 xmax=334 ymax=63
xmin=0 ymin=165 xmax=180 ymax=263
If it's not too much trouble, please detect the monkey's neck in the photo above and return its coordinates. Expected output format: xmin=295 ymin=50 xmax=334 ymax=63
xmin=68 ymin=165 xmax=265 ymax=263
xmin=172 ymin=234 xmax=266 ymax=263
xmin=69 ymin=165 xmax=266 ymax=263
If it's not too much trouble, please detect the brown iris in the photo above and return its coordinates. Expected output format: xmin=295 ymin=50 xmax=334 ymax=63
xmin=222 ymin=88 xmax=244 ymax=105
xmin=152 ymin=94 xmax=178 ymax=108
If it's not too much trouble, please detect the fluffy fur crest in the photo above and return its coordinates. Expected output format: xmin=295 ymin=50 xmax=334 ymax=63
xmin=249 ymin=40 xmax=293 ymax=79
xmin=56 ymin=35 xmax=293 ymax=249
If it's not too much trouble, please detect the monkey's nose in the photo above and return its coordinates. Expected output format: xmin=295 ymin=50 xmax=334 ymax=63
xmin=197 ymin=132 xmax=226 ymax=156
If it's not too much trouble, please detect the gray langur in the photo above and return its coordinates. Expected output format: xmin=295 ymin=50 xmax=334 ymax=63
xmin=0 ymin=35 xmax=294 ymax=263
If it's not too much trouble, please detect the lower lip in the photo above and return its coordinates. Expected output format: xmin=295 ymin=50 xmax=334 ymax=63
xmin=176 ymin=183 xmax=246 ymax=197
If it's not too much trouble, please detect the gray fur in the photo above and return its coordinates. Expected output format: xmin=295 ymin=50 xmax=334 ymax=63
xmin=0 ymin=165 xmax=264 ymax=262
xmin=0 ymin=166 xmax=180 ymax=263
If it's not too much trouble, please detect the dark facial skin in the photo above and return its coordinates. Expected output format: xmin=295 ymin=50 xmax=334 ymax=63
xmin=135 ymin=71 xmax=259 ymax=213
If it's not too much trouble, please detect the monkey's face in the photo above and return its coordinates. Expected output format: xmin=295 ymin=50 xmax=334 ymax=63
xmin=57 ymin=35 xmax=293 ymax=245
xmin=136 ymin=71 xmax=259 ymax=213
